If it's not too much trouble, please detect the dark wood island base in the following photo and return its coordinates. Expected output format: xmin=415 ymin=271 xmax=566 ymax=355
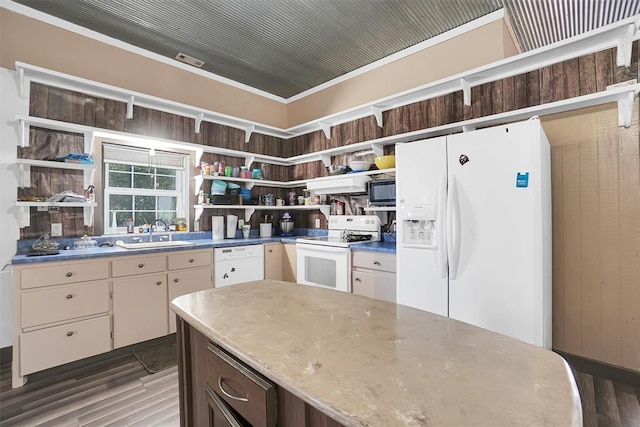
xmin=177 ymin=317 xmax=342 ymax=427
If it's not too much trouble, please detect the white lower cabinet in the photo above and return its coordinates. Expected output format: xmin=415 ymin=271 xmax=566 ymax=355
xmin=168 ymin=266 xmax=212 ymax=333
xmin=351 ymin=251 xmax=396 ymax=303
xmin=12 ymin=248 xmax=213 ymax=388
xmin=112 ymin=273 xmax=169 ymax=348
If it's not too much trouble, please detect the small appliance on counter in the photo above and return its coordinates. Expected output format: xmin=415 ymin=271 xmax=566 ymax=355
xmin=279 ymin=212 xmax=294 ymax=236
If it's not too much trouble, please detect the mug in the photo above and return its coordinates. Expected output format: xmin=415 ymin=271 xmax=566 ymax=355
xmin=276 ymin=198 xmax=284 ymax=206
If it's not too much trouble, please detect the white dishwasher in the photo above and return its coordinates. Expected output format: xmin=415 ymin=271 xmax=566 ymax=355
xmin=214 ymin=245 xmax=264 ymax=287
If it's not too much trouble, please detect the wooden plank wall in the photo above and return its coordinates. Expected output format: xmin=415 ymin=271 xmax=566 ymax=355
xmin=15 ymin=42 xmax=640 ymax=370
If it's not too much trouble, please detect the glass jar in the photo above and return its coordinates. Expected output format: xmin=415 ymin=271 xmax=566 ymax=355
xmin=175 ymin=217 xmax=187 ymax=231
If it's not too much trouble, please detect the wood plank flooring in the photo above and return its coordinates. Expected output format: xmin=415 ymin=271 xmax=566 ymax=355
xmin=1 ymin=345 xmax=639 ymax=426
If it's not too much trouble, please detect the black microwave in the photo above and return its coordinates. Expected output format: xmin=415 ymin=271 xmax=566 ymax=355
xmin=368 ymin=179 xmax=396 ymax=206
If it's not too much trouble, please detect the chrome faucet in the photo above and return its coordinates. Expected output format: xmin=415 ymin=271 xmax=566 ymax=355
xmin=149 ymin=219 xmax=169 ymax=242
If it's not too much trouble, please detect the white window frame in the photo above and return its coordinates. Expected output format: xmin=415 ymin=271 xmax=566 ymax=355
xmin=102 ymin=144 xmax=189 ymax=233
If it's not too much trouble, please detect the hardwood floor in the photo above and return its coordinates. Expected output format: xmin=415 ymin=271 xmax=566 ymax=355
xmin=0 ymin=347 xmax=179 ymax=426
xmin=1 ymin=345 xmax=639 ymax=426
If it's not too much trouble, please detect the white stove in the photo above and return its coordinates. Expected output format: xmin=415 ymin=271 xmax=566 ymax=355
xmin=296 ymin=215 xmax=381 ymax=248
xmin=296 ymin=215 xmax=381 ymax=292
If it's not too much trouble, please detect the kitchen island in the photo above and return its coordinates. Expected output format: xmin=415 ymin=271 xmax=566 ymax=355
xmin=171 ymin=280 xmax=581 ymax=426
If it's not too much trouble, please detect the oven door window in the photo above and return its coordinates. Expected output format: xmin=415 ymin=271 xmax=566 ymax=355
xmin=304 ymin=256 xmax=337 ymax=288
xmin=296 ymin=244 xmax=351 ymax=292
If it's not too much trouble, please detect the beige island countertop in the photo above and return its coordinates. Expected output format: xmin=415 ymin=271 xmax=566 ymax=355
xmin=171 ymin=280 xmax=582 ymax=426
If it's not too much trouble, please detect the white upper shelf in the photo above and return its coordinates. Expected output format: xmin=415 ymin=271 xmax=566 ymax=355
xmin=15 ymin=82 xmax=640 ymax=168
xmin=14 ymin=14 xmax=639 ymax=141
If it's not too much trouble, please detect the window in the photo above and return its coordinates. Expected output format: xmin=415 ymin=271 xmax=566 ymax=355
xmin=103 ymin=144 xmax=188 ymax=232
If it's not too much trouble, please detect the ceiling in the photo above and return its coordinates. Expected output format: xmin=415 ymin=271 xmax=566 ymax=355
xmin=11 ymin=0 xmax=640 ymax=99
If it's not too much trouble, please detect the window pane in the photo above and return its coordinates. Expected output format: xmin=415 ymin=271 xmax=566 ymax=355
xmin=134 ymin=174 xmax=154 ymax=189
xmin=109 ymin=195 xmax=132 ymax=210
xmin=156 ymin=168 xmax=176 ymax=176
xmin=113 ymin=211 xmax=133 ymax=227
xmin=109 ymin=163 xmax=131 ymax=172
xmin=134 ymin=213 xmax=151 ymax=226
xmin=135 ymin=195 xmax=156 ymax=210
xmin=157 ymin=196 xmax=177 ymax=210
xmin=134 ymin=166 xmax=153 ymax=174
xmin=109 ymin=171 xmax=131 ymax=188
xmin=157 ymin=211 xmax=176 ymax=224
xmin=156 ymin=175 xmax=176 ymax=190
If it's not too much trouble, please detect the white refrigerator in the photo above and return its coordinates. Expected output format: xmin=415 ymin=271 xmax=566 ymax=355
xmin=396 ymin=118 xmax=551 ymax=348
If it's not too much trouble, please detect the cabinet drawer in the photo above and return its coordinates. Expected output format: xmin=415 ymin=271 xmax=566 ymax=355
xmin=352 ymin=251 xmax=396 ymax=273
xmin=20 ymin=315 xmax=111 ymax=376
xmin=20 ymin=261 xmax=109 ymax=289
xmin=112 ymin=254 xmax=166 ymax=277
xmin=168 ymin=249 xmax=212 ymax=270
xmin=206 ymin=343 xmax=276 ymax=427
xmin=352 ymin=269 xmax=396 ymax=303
xmin=21 ymin=281 xmax=109 ymax=328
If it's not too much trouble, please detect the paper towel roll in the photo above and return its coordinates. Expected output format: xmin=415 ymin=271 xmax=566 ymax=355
xmin=211 ymin=216 xmax=224 ymax=240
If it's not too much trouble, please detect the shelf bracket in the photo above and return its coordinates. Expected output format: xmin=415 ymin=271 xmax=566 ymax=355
xmin=244 ymin=125 xmax=255 ymax=143
xmin=17 ymin=206 xmax=30 ymax=228
xmin=194 ymin=147 xmax=204 ymax=166
xmin=18 ymin=118 xmax=28 ymax=148
xmin=370 ymin=143 xmax=384 ymax=158
xmin=245 ymin=182 xmax=255 ymax=190
xmin=616 ymin=23 xmax=636 ymax=67
xmin=319 ymin=206 xmax=330 ymax=220
xmin=461 ymin=78 xmax=471 ymax=106
xmin=83 ymin=169 xmax=96 ymax=190
xmin=617 ymin=90 xmax=635 ymax=128
xmin=244 ymin=155 xmax=255 ymax=168
xmin=319 ymin=154 xmax=331 ymax=167
xmin=244 ymin=208 xmax=256 ymax=220
xmin=83 ymin=205 xmax=95 ymax=227
xmin=84 ymin=131 xmax=95 ymax=155
xmin=18 ymin=163 xmax=30 ymax=188
xmin=126 ymin=96 xmax=134 ymax=119
xmin=462 ymin=124 xmax=476 ymax=132
xmin=319 ymin=122 xmax=331 ymax=139
xmin=194 ymin=176 xmax=204 ymax=195
xmin=18 ymin=67 xmax=25 ymax=100
xmin=371 ymin=106 xmax=384 ymax=127
xmin=195 ymin=113 xmax=204 ymax=134
xmin=194 ymin=205 xmax=204 ymax=222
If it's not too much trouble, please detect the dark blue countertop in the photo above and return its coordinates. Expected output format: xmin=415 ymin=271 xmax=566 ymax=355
xmin=12 ymin=230 xmax=396 ymax=265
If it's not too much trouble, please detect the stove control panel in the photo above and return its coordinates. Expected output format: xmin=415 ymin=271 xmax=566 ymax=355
xmin=328 ymin=215 xmax=381 ymax=232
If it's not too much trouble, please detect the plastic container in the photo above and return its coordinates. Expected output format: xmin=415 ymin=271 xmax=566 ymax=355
xmin=73 ymin=235 xmax=97 ymax=250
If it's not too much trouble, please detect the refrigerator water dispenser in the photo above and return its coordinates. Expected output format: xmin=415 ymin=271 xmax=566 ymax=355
xmin=399 ymin=204 xmax=438 ymax=248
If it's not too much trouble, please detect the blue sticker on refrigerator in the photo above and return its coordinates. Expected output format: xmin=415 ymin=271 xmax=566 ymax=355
xmin=516 ymin=172 xmax=529 ymax=188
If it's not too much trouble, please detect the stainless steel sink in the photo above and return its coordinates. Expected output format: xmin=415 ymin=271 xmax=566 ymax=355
xmin=117 ymin=240 xmax=196 ymax=249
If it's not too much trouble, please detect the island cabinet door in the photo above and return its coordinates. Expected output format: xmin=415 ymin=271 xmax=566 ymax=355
xmin=206 ymin=343 xmax=276 ymax=427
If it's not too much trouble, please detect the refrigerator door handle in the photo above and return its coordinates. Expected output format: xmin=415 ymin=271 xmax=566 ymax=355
xmin=436 ymin=174 xmax=448 ymax=278
xmin=447 ymin=175 xmax=461 ymax=280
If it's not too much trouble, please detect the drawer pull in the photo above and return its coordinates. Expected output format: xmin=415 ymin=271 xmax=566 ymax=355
xmin=189 ymin=258 xmax=194 ymax=263
xmin=66 ymin=294 xmax=73 ymax=299
xmin=138 ymin=263 xmax=144 ymax=268
xmin=65 ymin=272 xmax=73 ymax=277
xmin=66 ymin=331 xmax=74 ymax=337
xmin=218 ymin=377 xmax=248 ymax=402
xmin=373 ymin=261 xmax=381 ymax=266
xmin=355 ymin=277 xmax=361 ymax=282
xmin=156 ymin=281 xmax=162 ymax=286
xmin=174 ymin=278 xmax=179 ymax=283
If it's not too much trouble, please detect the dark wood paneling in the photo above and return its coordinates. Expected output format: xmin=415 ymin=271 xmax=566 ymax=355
xmin=18 ymin=43 xmax=640 ymax=239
